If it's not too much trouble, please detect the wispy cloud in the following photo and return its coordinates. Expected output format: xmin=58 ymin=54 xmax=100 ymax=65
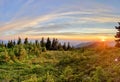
xmin=10 ymin=0 xmax=34 ymax=21
xmin=0 ymin=9 xmax=118 ymax=32
xmin=0 ymin=0 xmax=119 ymax=40
xmin=81 ymin=17 xmax=120 ymax=23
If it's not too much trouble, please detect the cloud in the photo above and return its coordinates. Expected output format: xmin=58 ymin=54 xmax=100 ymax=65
xmin=0 ymin=0 xmax=119 ymax=41
xmin=81 ymin=16 xmax=120 ymax=23
xmin=14 ymin=32 xmax=114 ymax=41
xmin=24 ymin=32 xmax=114 ymax=36
xmin=0 ymin=9 xmax=118 ymax=32
xmin=0 ymin=14 xmax=55 ymax=32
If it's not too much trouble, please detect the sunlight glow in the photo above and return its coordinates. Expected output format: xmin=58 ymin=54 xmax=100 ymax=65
xmin=100 ymin=36 xmax=107 ymax=42
xmin=101 ymin=38 xmax=106 ymax=42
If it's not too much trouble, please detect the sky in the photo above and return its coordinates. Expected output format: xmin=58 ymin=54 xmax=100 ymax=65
xmin=0 ymin=0 xmax=120 ymax=42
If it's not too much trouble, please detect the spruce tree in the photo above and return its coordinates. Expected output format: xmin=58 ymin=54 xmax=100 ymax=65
xmin=52 ymin=38 xmax=55 ymax=49
xmin=18 ymin=45 xmax=27 ymax=60
xmin=58 ymin=43 xmax=63 ymax=50
xmin=51 ymin=38 xmax=59 ymax=50
xmin=13 ymin=40 xmax=16 ymax=46
xmin=24 ymin=37 xmax=28 ymax=44
xmin=7 ymin=40 xmax=14 ymax=48
xmin=40 ymin=37 xmax=45 ymax=47
xmin=46 ymin=37 xmax=51 ymax=50
xmin=63 ymin=42 xmax=67 ymax=51
xmin=54 ymin=39 xmax=59 ymax=50
xmin=67 ymin=42 xmax=71 ymax=50
xmin=17 ymin=37 xmax=22 ymax=45
xmin=35 ymin=40 xmax=38 ymax=45
xmin=7 ymin=41 xmax=10 ymax=48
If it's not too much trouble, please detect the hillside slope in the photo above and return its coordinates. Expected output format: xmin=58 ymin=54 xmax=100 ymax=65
xmin=0 ymin=47 xmax=120 ymax=81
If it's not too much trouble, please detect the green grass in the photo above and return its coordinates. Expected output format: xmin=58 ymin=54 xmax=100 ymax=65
xmin=0 ymin=48 xmax=120 ymax=82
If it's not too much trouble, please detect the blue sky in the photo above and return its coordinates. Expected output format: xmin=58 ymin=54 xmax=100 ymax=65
xmin=0 ymin=0 xmax=120 ymax=41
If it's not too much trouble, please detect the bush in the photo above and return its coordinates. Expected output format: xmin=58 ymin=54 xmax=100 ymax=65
xmin=45 ymin=72 xmax=55 ymax=82
xmin=0 ymin=49 xmax=10 ymax=63
xmin=41 ymin=47 xmax=46 ymax=52
xmin=22 ymin=74 xmax=37 ymax=82
xmin=61 ymin=66 xmax=73 ymax=81
xmin=91 ymin=66 xmax=109 ymax=82
xmin=9 ymin=50 xmax=17 ymax=62
xmin=14 ymin=45 xmax=27 ymax=60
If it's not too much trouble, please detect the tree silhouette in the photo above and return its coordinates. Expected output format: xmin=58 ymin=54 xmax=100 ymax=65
xmin=51 ymin=38 xmax=59 ymax=50
xmin=17 ymin=37 xmax=22 ymax=45
xmin=24 ymin=37 xmax=28 ymax=45
xmin=7 ymin=40 xmax=14 ymax=48
xmin=63 ymin=42 xmax=67 ymax=50
xmin=40 ymin=37 xmax=45 ymax=47
xmin=58 ymin=43 xmax=63 ymax=50
xmin=67 ymin=42 xmax=71 ymax=50
xmin=46 ymin=37 xmax=51 ymax=50
xmin=35 ymin=40 xmax=38 ymax=45
xmin=13 ymin=40 xmax=16 ymax=46
xmin=115 ymin=22 xmax=120 ymax=47
xmin=35 ymin=40 xmax=41 ymax=49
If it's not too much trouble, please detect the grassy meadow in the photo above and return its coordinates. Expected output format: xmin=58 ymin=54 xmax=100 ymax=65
xmin=1 ymin=0 xmax=120 ymax=82
xmin=0 ymin=43 xmax=120 ymax=82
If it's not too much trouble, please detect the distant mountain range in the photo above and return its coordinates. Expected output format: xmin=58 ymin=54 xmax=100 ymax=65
xmin=75 ymin=41 xmax=115 ymax=48
xmin=75 ymin=42 xmax=95 ymax=48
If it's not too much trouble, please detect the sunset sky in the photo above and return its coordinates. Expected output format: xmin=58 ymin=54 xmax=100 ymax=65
xmin=0 ymin=0 xmax=120 ymax=41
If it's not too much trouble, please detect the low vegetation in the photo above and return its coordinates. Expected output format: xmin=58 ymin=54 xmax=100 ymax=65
xmin=0 ymin=38 xmax=120 ymax=82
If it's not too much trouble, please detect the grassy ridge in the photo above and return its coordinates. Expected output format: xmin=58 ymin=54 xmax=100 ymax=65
xmin=0 ymin=47 xmax=120 ymax=82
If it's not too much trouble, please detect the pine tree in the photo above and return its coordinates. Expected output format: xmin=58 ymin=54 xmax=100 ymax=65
xmin=46 ymin=37 xmax=51 ymax=50
xmin=115 ymin=22 xmax=120 ymax=47
xmin=52 ymin=38 xmax=55 ymax=49
xmin=17 ymin=37 xmax=22 ymax=45
xmin=58 ymin=43 xmax=63 ymax=50
xmin=13 ymin=40 xmax=16 ymax=46
xmin=40 ymin=37 xmax=45 ymax=47
xmin=24 ymin=37 xmax=28 ymax=45
xmin=35 ymin=40 xmax=38 ymax=45
xmin=63 ymin=42 xmax=67 ymax=51
xmin=67 ymin=42 xmax=71 ymax=50
xmin=15 ymin=45 xmax=27 ymax=60
xmin=18 ymin=46 xmax=27 ymax=60
xmin=7 ymin=40 xmax=14 ymax=48
xmin=52 ymin=38 xmax=59 ymax=50
xmin=55 ymin=39 xmax=59 ymax=50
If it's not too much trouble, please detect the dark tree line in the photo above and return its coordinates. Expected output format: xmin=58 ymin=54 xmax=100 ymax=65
xmin=0 ymin=37 xmax=73 ymax=51
xmin=45 ymin=37 xmax=72 ymax=50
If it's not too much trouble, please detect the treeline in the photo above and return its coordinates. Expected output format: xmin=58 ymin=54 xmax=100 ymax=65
xmin=0 ymin=37 xmax=74 ymax=63
xmin=0 ymin=37 xmax=73 ymax=51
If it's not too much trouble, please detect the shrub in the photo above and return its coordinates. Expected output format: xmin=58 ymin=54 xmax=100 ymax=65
xmin=14 ymin=45 xmax=27 ymax=60
xmin=61 ymin=66 xmax=73 ymax=81
xmin=0 ymin=49 xmax=10 ymax=63
xmin=9 ymin=50 xmax=17 ymax=62
xmin=41 ymin=47 xmax=46 ymax=52
xmin=91 ymin=66 xmax=108 ymax=82
xmin=45 ymin=72 xmax=55 ymax=82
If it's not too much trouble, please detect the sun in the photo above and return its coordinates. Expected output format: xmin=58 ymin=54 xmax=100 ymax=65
xmin=100 ymin=36 xmax=107 ymax=42
xmin=101 ymin=38 xmax=106 ymax=42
